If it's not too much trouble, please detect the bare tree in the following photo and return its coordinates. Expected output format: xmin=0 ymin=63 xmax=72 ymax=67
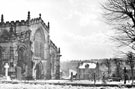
xmin=126 ymin=51 xmax=135 ymax=85
xmin=102 ymin=0 xmax=135 ymax=49
xmin=113 ymin=58 xmax=123 ymax=79
xmin=96 ymin=62 xmax=100 ymax=80
xmin=103 ymin=59 xmax=111 ymax=78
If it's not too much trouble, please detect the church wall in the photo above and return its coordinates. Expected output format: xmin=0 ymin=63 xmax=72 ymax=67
xmin=50 ymin=46 xmax=57 ymax=79
xmin=30 ymin=23 xmax=49 ymax=59
xmin=29 ymin=23 xmax=51 ymax=79
xmin=0 ymin=27 xmax=10 ymax=32
xmin=0 ymin=42 xmax=12 ymax=61
xmin=0 ymin=24 xmax=28 ymax=33
xmin=50 ymin=41 xmax=61 ymax=79
xmin=15 ymin=26 xmax=28 ymax=33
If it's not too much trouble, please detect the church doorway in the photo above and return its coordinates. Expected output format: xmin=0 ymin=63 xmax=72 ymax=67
xmin=17 ymin=47 xmax=28 ymax=79
xmin=35 ymin=62 xmax=43 ymax=79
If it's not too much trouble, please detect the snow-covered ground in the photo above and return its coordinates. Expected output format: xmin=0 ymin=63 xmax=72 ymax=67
xmin=0 ymin=80 xmax=134 ymax=89
xmin=0 ymin=83 xmax=132 ymax=89
xmin=11 ymin=79 xmax=132 ymax=85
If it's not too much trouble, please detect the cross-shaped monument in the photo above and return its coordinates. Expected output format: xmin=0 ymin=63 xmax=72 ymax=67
xmin=4 ymin=63 xmax=10 ymax=80
xmin=4 ymin=63 xmax=9 ymax=77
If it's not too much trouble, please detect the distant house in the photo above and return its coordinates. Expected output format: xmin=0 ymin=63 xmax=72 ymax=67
xmin=77 ymin=62 xmax=97 ymax=80
xmin=68 ymin=69 xmax=77 ymax=78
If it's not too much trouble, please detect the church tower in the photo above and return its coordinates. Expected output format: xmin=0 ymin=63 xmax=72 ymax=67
xmin=0 ymin=12 xmax=61 ymax=80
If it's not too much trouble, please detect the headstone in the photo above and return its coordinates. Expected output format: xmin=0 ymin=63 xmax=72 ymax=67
xmin=124 ymin=67 xmax=127 ymax=84
xmin=70 ymin=72 xmax=73 ymax=82
xmin=4 ymin=63 xmax=9 ymax=77
xmin=16 ymin=67 xmax=22 ymax=80
xmin=93 ymin=73 xmax=96 ymax=84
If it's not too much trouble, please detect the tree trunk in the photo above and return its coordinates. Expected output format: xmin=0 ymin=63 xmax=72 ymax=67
xmin=131 ymin=67 xmax=134 ymax=85
xmin=116 ymin=64 xmax=120 ymax=78
xmin=108 ymin=66 xmax=111 ymax=78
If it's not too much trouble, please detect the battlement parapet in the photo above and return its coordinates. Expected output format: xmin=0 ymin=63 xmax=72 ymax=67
xmin=0 ymin=20 xmax=28 ymax=27
xmin=50 ymin=40 xmax=57 ymax=50
xmin=0 ymin=18 xmax=49 ymax=31
xmin=0 ymin=12 xmax=50 ymax=33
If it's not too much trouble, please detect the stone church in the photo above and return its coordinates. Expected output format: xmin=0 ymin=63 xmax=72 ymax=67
xmin=0 ymin=12 xmax=61 ymax=80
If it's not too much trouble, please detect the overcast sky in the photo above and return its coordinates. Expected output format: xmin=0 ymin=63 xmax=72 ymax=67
xmin=0 ymin=0 xmax=117 ymax=61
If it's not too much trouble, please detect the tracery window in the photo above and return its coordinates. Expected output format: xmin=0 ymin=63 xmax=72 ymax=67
xmin=34 ymin=30 xmax=44 ymax=59
xmin=2 ymin=47 xmax=10 ymax=60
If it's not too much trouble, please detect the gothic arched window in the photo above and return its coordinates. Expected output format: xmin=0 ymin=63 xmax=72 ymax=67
xmin=34 ymin=29 xmax=44 ymax=59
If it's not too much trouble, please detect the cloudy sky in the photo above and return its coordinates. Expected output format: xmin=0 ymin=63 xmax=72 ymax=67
xmin=0 ymin=0 xmax=117 ymax=61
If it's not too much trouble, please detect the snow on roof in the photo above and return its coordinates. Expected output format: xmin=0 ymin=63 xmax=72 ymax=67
xmin=79 ymin=62 xmax=96 ymax=69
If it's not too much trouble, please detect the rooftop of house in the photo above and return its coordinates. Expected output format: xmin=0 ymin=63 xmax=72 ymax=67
xmin=79 ymin=62 xmax=96 ymax=69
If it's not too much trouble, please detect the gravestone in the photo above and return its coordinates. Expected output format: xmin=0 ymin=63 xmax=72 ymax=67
xmin=70 ymin=72 xmax=73 ymax=82
xmin=16 ymin=66 xmax=22 ymax=80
